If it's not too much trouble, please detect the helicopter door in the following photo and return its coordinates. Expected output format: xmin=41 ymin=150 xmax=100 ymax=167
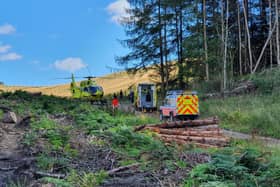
xmin=140 ymin=85 xmax=153 ymax=109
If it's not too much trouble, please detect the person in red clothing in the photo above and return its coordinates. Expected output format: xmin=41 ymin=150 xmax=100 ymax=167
xmin=112 ymin=94 xmax=119 ymax=110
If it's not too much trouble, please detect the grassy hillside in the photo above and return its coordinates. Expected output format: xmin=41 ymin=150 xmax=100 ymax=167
xmin=0 ymin=70 xmax=159 ymax=97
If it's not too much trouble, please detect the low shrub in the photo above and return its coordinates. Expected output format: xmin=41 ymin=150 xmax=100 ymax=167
xmin=183 ymin=147 xmax=280 ymax=187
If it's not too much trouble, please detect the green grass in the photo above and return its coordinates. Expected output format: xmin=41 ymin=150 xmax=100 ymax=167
xmin=200 ymin=93 xmax=280 ymax=138
xmin=75 ymin=106 xmax=175 ymax=168
xmin=0 ymin=109 xmax=3 ymax=119
xmin=31 ymin=117 xmax=72 ymax=151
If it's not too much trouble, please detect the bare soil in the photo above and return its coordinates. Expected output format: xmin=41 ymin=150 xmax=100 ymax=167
xmin=0 ymin=122 xmax=35 ymax=186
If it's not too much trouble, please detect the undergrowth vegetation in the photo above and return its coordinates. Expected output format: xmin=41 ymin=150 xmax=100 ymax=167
xmin=1 ymin=89 xmax=280 ymax=186
xmin=200 ymin=68 xmax=280 ymax=138
xmin=183 ymin=140 xmax=280 ymax=187
xmin=0 ymin=91 xmax=178 ymax=186
xmin=200 ymin=93 xmax=280 ymax=138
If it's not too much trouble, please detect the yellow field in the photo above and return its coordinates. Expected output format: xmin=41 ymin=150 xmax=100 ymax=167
xmin=0 ymin=70 xmax=159 ymax=97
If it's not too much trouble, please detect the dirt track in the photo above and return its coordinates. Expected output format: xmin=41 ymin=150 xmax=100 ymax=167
xmin=0 ymin=122 xmax=34 ymax=186
xmin=223 ymin=129 xmax=280 ymax=147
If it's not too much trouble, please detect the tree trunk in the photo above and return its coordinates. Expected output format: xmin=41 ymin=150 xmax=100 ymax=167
xmin=158 ymin=0 xmax=165 ymax=97
xmin=221 ymin=0 xmax=225 ymax=91
xmin=276 ymin=0 xmax=280 ymax=65
xmin=175 ymin=9 xmax=182 ymax=88
xmin=242 ymin=0 xmax=253 ymax=73
xmin=237 ymin=0 xmax=243 ymax=75
xmin=269 ymin=0 xmax=273 ymax=68
xmin=253 ymin=21 xmax=277 ymax=73
xmin=223 ymin=0 xmax=229 ymax=91
xmin=203 ymin=0 xmax=209 ymax=81
xmin=179 ymin=4 xmax=184 ymax=89
xmin=164 ymin=6 xmax=169 ymax=91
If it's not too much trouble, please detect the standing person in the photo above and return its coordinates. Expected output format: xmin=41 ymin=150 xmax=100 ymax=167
xmin=129 ymin=90 xmax=134 ymax=104
xmin=112 ymin=94 xmax=119 ymax=109
xmin=112 ymin=94 xmax=119 ymax=116
xmin=119 ymin=89 xmax=123 ymax=100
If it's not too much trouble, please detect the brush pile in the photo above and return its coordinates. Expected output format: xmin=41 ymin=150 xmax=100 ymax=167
xmin=135 ymin=117 xmax=229 ymax=148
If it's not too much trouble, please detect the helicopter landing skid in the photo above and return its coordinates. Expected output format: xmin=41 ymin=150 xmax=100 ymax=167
xmin=90 ymin=99 xmax=107 ymax=106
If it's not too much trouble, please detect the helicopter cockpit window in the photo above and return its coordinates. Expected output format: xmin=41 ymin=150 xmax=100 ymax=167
xmin=84 ymin=87 xmax=89 ymax=92
xmin=89 ymin=86 xmax=98 ymax=93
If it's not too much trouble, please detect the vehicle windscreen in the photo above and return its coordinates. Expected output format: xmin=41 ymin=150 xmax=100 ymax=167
xmin=88 ymin=86 xmax=98 ymax=93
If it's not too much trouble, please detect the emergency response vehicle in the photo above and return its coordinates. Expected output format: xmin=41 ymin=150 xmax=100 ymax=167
xmin=159 ymin=90 xmax=199 ymax=121
xmin=135 ymin=83 xmax=157 ymax=112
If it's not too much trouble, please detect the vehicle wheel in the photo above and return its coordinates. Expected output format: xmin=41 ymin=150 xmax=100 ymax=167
xmin=159 ymin=111 xmax=163 ymax=121
xmin=170 ymin=112 xmax=174 ymax=122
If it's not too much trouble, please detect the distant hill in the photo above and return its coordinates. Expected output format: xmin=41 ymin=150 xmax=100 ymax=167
xmin=0 ymin=70 xmax=159 ymax=97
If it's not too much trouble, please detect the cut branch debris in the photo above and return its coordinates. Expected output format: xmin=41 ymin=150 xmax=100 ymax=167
xmin=107 ymin=163 xmax=140 ymax=176
xmin=34 ymin=171 xmax=66 ymax=179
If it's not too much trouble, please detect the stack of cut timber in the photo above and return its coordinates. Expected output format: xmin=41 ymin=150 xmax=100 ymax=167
xmin=135 ymin=117 xmax=229 ymax=148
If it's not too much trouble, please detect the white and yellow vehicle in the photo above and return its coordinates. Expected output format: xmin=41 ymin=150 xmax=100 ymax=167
xmin=135 ymin=83 xmax=157 ymax=112
xmin=159 ymin=90 xmax=199 ymax=121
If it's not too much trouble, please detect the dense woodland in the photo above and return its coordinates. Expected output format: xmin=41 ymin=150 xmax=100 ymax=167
xmin=117 ymin=0 xmax=280 ymax=94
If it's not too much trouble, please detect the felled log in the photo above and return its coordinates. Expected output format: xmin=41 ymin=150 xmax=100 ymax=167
xmin=158 ymin=134 xmax=229 ymax=146
xmin=0 ymin=106 xmax=12 ymax=112
xmin=165 ymin=125 xmax=220 ymax=132
xmin=134 ymin=117 xmax=219 ymax=131
xmin=231 ymin=81 xmax=256 ymax=94
xmin=158 ymin=134 xmax=229 ymax=143
xmin=144 ymin=126 xmax=222 ymax=137
xmin=160 ymin=137 xmax=219 ymax=148
xmin=189 ymin=124 xmax=219 ymax=130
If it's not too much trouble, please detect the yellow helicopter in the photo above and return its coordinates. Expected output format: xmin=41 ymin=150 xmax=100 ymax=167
xmin=69 ymin=74 xmax=105 ymax=103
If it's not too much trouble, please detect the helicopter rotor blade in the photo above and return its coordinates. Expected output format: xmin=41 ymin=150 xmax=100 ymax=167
xmin=52 ymin=77 xmax=72 ymax=80
xmin=83 ymin=76 xmax=97 ymax=79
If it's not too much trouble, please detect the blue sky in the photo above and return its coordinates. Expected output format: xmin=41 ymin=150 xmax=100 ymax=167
xmin=0 ymin=0 xmax=129 ymax=86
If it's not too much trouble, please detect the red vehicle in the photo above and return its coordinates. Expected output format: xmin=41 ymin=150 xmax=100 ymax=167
xmin=159 ymin=90 xmax=199 ymax=121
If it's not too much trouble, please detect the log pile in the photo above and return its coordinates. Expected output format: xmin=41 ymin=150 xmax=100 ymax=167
xmin=135 ymin=117 xmax=229 ymax=148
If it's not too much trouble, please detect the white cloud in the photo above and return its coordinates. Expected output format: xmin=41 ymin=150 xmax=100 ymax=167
xmin=0 ymin=24 xmax=16 ymax=35
xmin=0 ymin=52 xmax=22 ymax=61
xmin=0 ymin=45 xmax=11 ymax=53
xmin=54 ymin=57 xmax=86 ymax=72
xmin=107 ymin=0 xmax=130 ymax=24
